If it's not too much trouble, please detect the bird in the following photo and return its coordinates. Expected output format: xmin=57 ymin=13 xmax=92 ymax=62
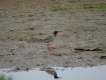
xmin=40 ymin=31 xmax=61 ymax=51
xmin=40 ymin=67 xmax=62 ymax=79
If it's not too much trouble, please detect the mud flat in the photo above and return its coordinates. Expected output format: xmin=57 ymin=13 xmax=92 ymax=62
xmin=0 ymin=0 xmax=106 ymax=69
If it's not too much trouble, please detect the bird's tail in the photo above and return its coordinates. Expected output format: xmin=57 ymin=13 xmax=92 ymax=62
xmin=38 ymin=39 xmax=43 ymax=42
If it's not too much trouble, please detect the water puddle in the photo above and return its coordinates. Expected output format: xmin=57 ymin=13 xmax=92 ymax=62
xmin=0 ymin=65 xmax=106 ymax=80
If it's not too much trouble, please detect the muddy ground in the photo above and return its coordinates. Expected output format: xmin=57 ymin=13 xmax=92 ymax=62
xmin=0 ymin=0 xmax=106 ymax=69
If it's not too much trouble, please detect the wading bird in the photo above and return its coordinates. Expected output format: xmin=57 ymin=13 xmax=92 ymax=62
xmin=40 ymin=31 xmax=61 ymax=51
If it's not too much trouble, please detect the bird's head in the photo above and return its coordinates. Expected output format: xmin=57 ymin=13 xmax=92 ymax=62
xmin=54 ymin=75 xmax=62 ymax=79
xmin=54 ymin=75 xmax=59 ymax=79
xmin=53 ymin=31 xmax=61 ymax=36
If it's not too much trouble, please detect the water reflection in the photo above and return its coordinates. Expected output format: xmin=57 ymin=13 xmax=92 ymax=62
xmin=41 ymin=67 xmax=62 ymax=79
xmin=0 ymin=65 xmax=106 ymax=80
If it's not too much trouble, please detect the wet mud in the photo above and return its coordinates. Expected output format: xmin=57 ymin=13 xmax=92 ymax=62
xmin=0 ymin=0 xmax=106 ymax=69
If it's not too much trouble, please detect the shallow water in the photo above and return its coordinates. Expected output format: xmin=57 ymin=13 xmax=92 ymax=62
xmin=0 ymin=65 xmax=106 ymax=80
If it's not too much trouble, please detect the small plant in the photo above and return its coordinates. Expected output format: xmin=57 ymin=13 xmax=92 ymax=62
xmin=0 ymin=74 xmax=12 ymax=80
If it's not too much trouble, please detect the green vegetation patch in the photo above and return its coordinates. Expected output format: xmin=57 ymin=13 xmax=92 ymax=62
xmin=0 ymin=74 xmax=12 ymax=80
xmin=51 ymin=3 xmax=106 ymax=11
xmin=51 ymin=3 xmax=81 ymax=11
xmin=85 ymin=3 xmax=106 ymax=9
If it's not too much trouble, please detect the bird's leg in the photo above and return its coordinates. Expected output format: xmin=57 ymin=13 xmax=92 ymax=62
xmin=48 ymin=43 xmax=51 ymax=51
xmin=47 ymin=43 xmax=49 ymax=50
xmin=47 ymin=43 xmax=51 ymax=51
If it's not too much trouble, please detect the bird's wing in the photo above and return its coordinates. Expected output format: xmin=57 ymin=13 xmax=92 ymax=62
xmin=45 ymin=68 xmax=57 ymax=76
xmin=44 ymin=36 xmax=52 ymax=40
xmin=42 ymin=36 xmax=53 ymax=43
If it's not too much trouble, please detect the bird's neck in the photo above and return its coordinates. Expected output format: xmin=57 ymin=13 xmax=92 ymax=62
xmin=53 ymin=33 xmax=57 ymax=37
